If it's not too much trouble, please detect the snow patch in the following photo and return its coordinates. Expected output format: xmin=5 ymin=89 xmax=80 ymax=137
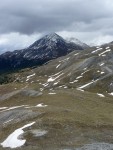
xmin=98 ymin=49 xmax=111 ymax=56
xmin=100 ymin=72 xmax=105 ymax=74
xmin=0 ymin=105 xmax=28 ymax=113
xmin=48 ymin=93 xmax=56 ymax=95
xmin=81 ymin=70 xmax=89 ymax=75
xmin=56 ymin=64 xmax=61 ymax=69
xmin=97 ymin=93 xmax=105 ymax=97
xmin=42 ymin=83 xmax=49 ymax=87
xmin=83 ymin=67 xmax=87 ymax=70
xmin=106 ymin=47 xmax=110 ymax=49
xmin=78 ymin=81 xmax=93 ymax=89
xmin=64 ymin=86 xmax=68 ymax=89
xmin=4 ymin=119 xmax=14 ymax=124
xmin=53 ymin=81 xmax=59 ymax=85
xmin=47 ymin=77 xmax=55 ymax=82
xmin=100 ymin=63 xmax=104 ymax=66
xmin=77 ymin=88 xmax=84 ymax=92
xmin=59 ymin=85 xmax=63 ymax=88
xmin=47 ymin=73 xmax=64 ymax=82
xmin=59 ymin=57 xmax=70 ymax=62
xmin=76 ymin=76 xmax=83 ymax=79
xmin=50 ymin=71 xmax=62 ymax=77
xmin=108 ymin=92 xmax=113 ymax=96
xmin=1 ymin=122 xmax=35 ymax=148
xmin=26 ymin=73 xmax=36 ymax=81
xmin=78 ymin=79 xmax=99 ymax=89
xmin=70 ymin=80 xmax=78 ymax=84
xmin=40 ymin=88 xmax=44 ymax=91
xmin=74 ymin=53 xmax=79 ymax=56
xmin=36 ymin=103 xmax=47 ymax=107
xmin=0 ymin=107 xmax=7 ymax=110
xmin=102 ymin=54 xmax=106 ymax=57
xmin=91 ymin=48 xmax=103 ymax=53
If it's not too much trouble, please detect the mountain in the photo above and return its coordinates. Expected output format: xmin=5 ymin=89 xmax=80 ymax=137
xmin=66 ymin=37 xmax=89 ymax=49
xmin=0 ymin=33 xmax=88 ymax=73
xmin=1 ymin=41 xmax=113 ymax=149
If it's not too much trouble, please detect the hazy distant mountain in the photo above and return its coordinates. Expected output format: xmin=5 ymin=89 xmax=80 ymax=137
xmin=66 ymin=37 xmax=89 ymax=49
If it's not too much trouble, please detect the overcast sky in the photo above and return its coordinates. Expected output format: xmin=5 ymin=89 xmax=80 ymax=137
xmin=0 ymin=0 xmax=113 ymax=53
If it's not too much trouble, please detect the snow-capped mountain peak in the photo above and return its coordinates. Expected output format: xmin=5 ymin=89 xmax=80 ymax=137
xmin=29 ymin=33 xmax=65 ymax=49
xmin=44 ymin=33 xmax=64 ymax=42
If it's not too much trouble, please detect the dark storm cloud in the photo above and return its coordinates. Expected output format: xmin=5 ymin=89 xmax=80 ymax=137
xmin=0 ymin=0 xmax=113 ymax=53
xmin=0 ymin=0 xmax=113 ymax=35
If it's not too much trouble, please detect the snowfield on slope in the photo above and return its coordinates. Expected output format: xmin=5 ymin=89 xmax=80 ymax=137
xmin=1 ymin=122 xmax=35 ymax=148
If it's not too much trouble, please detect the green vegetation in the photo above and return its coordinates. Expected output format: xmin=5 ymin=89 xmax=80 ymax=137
xmin=0 ymin=74 xmax=14 ymax=84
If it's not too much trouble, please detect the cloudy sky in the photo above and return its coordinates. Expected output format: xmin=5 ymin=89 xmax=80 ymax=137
xmin=0 ymin=0 xmax=113 ymax=53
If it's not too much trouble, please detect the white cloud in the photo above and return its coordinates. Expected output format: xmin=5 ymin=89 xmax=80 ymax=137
xmin=58 ymin=31 xmax=113 ymax=46
xmin=0 ymin=33 xmax=41 ymax=53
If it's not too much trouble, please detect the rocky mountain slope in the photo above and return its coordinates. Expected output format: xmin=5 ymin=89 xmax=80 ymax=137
xmin=49 ymin=46 xmax=113 ymax=94
xmin=1 ymin=41 xmax=113 ymax=149
xmin=0 ymin=33 xmax=88 ymax=73
xmin=14 ymin=43 xmax=113 ymax=95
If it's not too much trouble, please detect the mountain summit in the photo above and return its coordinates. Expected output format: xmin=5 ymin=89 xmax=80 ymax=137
xmin=29 ymin=33 xmax=65 ymax=49
xmin=0 ymin=33 xmax=88 ymax=72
